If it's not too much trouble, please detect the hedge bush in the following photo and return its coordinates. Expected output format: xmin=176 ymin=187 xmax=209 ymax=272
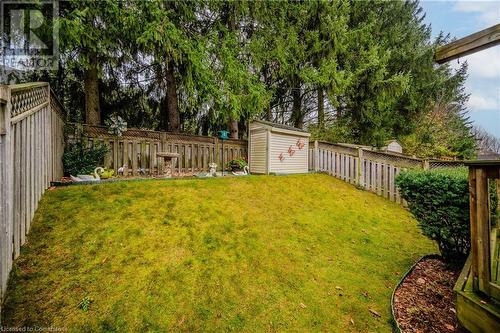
xmin=396 ymin=167 xmax=470 ymax=263
xmin=63 ymin=141 xmax=109 ymax=176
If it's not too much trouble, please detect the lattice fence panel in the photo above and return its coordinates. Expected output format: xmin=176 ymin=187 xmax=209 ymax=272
xmin=11 ymin=85 xmax=48 ymax=117
xmin=362 ymin=149 xmax=423 ymax=168
xmin=429 ymin=160 xmax=464 ymax=169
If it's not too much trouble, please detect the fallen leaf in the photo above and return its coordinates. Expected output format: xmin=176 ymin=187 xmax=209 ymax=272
xmin=416 ymin=277 xmax=426 ymax=284
xmin=350 ymin=318 xmax=354 ymax=325
xmin=335 ymin=286 xmax=343 ymax=290
xmin=444 ymin=323 xmax=454 ymax=331
xmin=299 ymin=303 xmax=306 ymax=309
xmin=450 ymin=308 xmax=456 ymax=314
xmin=178 ymin=316 xmax=185 ymax=326
xmin=369 ymin=308 xmax=381 ymax=317
xmin=361 ymin=291 xmax=369 ymax=298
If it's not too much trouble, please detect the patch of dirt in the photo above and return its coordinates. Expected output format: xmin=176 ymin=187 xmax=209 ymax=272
xmin=394 ymin=257 xmax=468 ymax=333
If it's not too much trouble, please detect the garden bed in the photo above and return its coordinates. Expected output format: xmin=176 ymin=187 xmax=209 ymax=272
xmin=50 ymin=172 xmax=233 ymax=187
xmin=393 ymin=256 xmax=467 ymax=333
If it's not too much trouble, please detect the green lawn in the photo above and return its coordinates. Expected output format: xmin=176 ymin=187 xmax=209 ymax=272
xmin=2 ymin=174 xmax=435 ymax=332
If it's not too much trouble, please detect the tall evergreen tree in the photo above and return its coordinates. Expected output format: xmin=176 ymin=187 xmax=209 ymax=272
xmin=20 ymin=0 xmax=476 ymax=158
xmin=60 ymin=0 xmax=123 ymax=125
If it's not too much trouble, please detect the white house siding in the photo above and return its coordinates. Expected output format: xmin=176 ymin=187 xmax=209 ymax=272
xmin=269 ymin=132 xmax=309 ymax=174
xmin=249 ymin=129 xmax=267 ymax=174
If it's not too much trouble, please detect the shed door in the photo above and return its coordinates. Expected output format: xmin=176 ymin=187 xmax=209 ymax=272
xmin=269 ymin=132 xmax=308 ymax=174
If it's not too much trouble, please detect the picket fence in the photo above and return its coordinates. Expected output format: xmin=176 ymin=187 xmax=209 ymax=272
xmin=0 ymin=83 xmax=65 ymax=317
xmin=309 ymin=141 xmax=463 ymax=204
xmin=68 ymin=124 xmax=248 ymax=176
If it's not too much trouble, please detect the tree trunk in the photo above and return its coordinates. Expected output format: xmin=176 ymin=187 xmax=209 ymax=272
xmin=84 ymin=55 xmax=100 ymax=125
xmin=226 ymin=3 xmax=238 ymax=139
xmin=291 ymin=87 xmax=303 ymax=129
xmin=317 ymin=87 xmax=324 ymax=129
xmin=229 ymin=118 xmax=238 ymax=139
xmin=165 ymin=60 xmax=180 ymax=133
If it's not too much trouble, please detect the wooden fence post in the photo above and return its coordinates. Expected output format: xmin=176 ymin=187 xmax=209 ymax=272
xmin=357 ymin=147 xmax=363 ymax=186
xmin=0 ymin=87 xmax=6 ymax=135
xmin=214 ymin=137 xmax=220 ymax=170
xmin=422 ymin=159 xmax=429 ymax=170
xmin=314 ymin=140 xmax=319 ymax=171
xmin=0 ymin=85 xmax=12 ymax=317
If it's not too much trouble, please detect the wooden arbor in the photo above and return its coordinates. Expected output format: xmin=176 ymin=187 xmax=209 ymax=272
xmin=435 ymin=23 xmax=500 ymax=64
xmin=435 ymin=24 xmax=500 ymax=332
xmin=454 ymin=162 xmax=500 ymax=332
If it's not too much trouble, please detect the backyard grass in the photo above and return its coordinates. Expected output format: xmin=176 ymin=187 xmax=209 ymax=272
xmin=2 ymin=174 xmax=435 ymax=332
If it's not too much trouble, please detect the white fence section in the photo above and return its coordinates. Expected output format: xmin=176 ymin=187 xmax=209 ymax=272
xmin=309 ymin=141 xmax=463 ymax=204
xmin=0 ymin=83 xmax=65 ymax=317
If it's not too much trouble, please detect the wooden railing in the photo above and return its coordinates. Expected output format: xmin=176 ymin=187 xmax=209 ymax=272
xmin=68 ymin=124 xmax=248 ymax=176
xmin=454 ymin=161 xmax=500 ymax=332
xmin=309 ymin=141 xmax=464 ymax=204
xmin=0 ymin=83 xmax=65 ymax=317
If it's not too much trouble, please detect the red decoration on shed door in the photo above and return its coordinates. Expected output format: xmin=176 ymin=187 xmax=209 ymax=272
xmin=288 ymin=145 xmax=296 ymax=156
xmin=278 ymin=153 xmax=285 ymax=161
xmin=296 ymin=139 xmax=305 ymax=150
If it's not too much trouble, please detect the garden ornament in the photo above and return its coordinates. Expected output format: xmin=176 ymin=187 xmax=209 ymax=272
xmin=70 ymin=167 xmax=104 ymax=182
xmin=118 ymin=164 xmax=127 ymax=176
xmin=209 ymin=163 xmax=217 ymax=176
xmin=232 ymin=165 xmax=250 ymax=176
xmin=218 ymin=130 xmax=230 ymax=176
xmin=105 ymin=115 xmax=128 ymax=137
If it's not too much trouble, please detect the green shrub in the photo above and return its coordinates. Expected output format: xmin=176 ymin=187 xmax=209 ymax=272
xmin=226 ymin=158 xmax=247 ymax=169
xmin=63 ymin=141 xmax=109 ymax=176
xmin=396 ymin=167 xmax=470 ymax=263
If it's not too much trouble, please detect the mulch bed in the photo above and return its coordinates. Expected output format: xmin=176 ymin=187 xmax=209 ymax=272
xmin=393 ymin=257 xmax=468 ymax=333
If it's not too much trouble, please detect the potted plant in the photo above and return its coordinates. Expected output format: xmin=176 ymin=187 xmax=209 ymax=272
xmin=226 ymin=158 xmax=247 ymax=172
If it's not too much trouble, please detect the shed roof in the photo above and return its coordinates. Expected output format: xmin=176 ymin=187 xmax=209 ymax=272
xmin=384 ymin=139 xmax=401 ymax=146
xmin=251 ymin=120 xmax=309 ymax=134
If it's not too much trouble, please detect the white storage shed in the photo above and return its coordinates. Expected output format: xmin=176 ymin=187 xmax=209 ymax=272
xmin=248 ymin=120 xmax=310 ymax=174
xmin=382 ymin=140 xmax=403 ymax=154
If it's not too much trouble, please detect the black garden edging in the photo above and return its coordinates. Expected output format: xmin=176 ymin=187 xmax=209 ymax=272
xmin=390 ymin=254 xmax=441 ymax=333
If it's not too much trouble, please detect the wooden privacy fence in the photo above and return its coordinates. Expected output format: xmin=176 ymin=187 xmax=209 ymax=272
xmin=309 ymin=141 xmax=464 ymax=204
xmin=0 ymin=83 xmax=65 ymax=317
xmin=68 ymin=124 xmax=248 ymax=176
